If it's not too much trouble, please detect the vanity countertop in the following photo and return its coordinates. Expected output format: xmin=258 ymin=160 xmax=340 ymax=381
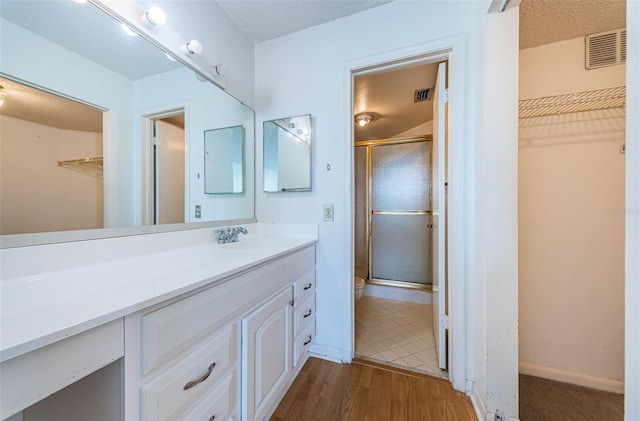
xmin=0 ymin=225 xmax=318 ymax=363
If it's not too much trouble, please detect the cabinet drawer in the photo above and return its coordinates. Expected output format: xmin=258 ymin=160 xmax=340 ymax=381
xmin=293 ymin=295 xmax=315 ymax=337
xmin=140 ymin=325 xmax=236 ymax=420
xmin=181 ymin=371 xmax=236 ymax=421
xmin=140 ymin=247 xmax=314 ymax=375
xmin=293 ymin=270 xmax=315 ymax=306
xmin=293 ymin=323 xmax=315 ymax=369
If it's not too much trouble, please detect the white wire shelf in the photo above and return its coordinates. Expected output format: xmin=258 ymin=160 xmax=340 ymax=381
xmin=57 ymin=157 xmax=103 ymax=178
xmin=518 ymin=86 xmax=626 ymax=119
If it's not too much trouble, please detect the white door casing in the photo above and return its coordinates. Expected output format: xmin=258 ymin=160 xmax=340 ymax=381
xmin=432 ymin=61 xmax=448 ymax=370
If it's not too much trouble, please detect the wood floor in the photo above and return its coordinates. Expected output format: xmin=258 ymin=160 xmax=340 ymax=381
xmin=271 ymin=357 xmax=477 ymax=421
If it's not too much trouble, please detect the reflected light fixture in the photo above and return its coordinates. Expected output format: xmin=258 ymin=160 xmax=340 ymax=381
xmin=121 ymin=24 xmax=137 ymax=36
xmin=141 ymin=6 xmax=166 ymax=27
xmin=355 ymin=112 xmax=374 ymax=127
xmin=72 ymin=0 xmax=88 ymax=4
xmin=0 ymin=86 xmax=6 ymax=107
xmin=165 ymin=53 xmax=177 ymax=62
xmin=182 ymin=39 xmax=203 ymax=55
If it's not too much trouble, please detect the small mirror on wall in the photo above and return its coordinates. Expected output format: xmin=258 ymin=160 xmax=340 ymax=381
xmin=204 ymin=125 xmax=245 ymax=194
xmin=263 ymin=114 xmax=312 ymax=192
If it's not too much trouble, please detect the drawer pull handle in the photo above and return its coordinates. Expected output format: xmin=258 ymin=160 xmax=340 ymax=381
xmin=303 ymin=335 xmax=312 ymax=346
xmin=183 ymin=362 xmax=216 ymax=390
xmin=208 ymin=416 xmax=216 ymax=421
xmin=303 ymin=283 xmax=312 ymax=290
xmin=303 ymin=309 xmax=312 ymax=318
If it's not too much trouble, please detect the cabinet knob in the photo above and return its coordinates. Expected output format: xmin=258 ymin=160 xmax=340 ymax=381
xmin=183 ymin=362 xmax=216 ymax=390
xmin=303 ymin=309 xmax=312 ymax=318
xmin=303 ymin=283 xmax=312 ymax=290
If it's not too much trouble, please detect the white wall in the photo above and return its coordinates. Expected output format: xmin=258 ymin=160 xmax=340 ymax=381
xmin=255 ymin=1 xmax=520 ymax=418
xmin=0 ymin=116 xmax=103 ymax=235
xmin=0 ymin=18 xmax=134 ymax=228
xmin=518 ymin=37 xmax=626 ymax=393
xmin=625 ymin=2 xmax=640 ymax=418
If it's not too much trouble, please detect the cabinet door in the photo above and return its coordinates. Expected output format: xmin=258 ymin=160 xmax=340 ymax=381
xmin=242 ymin=287 xmax=292 ymax=421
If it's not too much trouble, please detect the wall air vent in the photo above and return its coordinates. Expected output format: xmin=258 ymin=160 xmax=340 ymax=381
xmin=414 ymin=88 xmax=433 ymax=103
xmin=586 ymin=28 xmax=626 ymax=70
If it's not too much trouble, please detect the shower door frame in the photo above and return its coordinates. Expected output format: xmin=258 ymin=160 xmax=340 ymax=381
xmin=355 ymin=135 xmax=433 ymax=290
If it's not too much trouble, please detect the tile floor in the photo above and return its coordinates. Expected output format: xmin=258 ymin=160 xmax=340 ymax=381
xmin=355 ymin=295 xmax=448 ymax=379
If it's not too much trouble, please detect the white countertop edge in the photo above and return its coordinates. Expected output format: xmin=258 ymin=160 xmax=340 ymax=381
xmin=0 ymin=236 xmax=317 ymax=363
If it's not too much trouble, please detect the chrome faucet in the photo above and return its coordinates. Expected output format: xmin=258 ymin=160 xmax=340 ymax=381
xmin=214 ymin=226 xmax=248 ymax=244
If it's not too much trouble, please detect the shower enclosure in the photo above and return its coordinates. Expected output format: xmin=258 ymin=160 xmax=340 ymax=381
xmin=354 ymin=135 xmax=432 ymax=289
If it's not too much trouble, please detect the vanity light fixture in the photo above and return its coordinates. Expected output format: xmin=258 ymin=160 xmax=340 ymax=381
xmin=212 ymin=63 xmax=227 ymax=77
xmin=0 ymin=86 xmax=6 ymax=107
xmin=141 ymin=6 xmax=166 ymax=27
xmin=355 ymin=112 xmax=374 ymax=127
xmin=182 ymin=39 xmax=203 ymax=55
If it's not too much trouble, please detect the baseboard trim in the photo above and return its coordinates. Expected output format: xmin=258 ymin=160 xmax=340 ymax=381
xmin=309 ymin=344 xmax=345 ymax=363
xmin=466 ymin=380 xmax=486 ymax=421
xmin=519 ymin=362 xmax=624 ymax=394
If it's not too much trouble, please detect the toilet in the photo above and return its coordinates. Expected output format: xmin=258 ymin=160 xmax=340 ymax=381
xmin=354 ymin=276 xmax=365 ymax=300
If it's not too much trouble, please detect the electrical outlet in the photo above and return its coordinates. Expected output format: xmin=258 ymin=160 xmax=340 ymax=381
xmin=195 ymin=205 xmax=202 ymax=219
xmin=323 ymin=204 xmax=334 ymax=222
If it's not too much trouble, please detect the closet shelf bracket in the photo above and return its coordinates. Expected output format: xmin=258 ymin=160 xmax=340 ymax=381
xmin=57 ymin=157 xmax=104 ymax=179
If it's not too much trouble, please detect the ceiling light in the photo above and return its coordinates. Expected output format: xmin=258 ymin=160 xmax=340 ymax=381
xmin=355 ymin=112 xmax=374 ymax=127
xmin=0 ymin=86 xmax=6 ymax=107
xmin=182 ymin=39 xmax=203 ymax=55
xmin=141 ymin=6 xmax=166 ymax=27
xmin=121 ymin=24 xmax=137 ymax=36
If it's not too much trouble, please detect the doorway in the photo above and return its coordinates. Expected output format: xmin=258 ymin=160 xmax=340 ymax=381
xmin=351 ymin=60 xmax=449 ymax=379
xmin=142 ymin=110 xmax=186 ymax=225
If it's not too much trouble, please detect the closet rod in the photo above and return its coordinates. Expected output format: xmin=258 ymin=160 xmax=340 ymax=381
xmin=519 ymin=85 xmax=626 ymax=119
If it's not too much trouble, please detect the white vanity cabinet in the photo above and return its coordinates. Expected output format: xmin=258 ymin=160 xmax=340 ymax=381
xmin=123 ymin=245 xmax=316 ymax=421
xmin=242 ymin=287 xmax=293 ymax=421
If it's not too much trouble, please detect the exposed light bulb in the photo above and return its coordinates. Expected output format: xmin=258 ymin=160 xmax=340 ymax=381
xmin=358 ymin=119 xmax=367 ymax=127
xmin=141 ymin=6 xmax=166 ymax=27
xmin=121 ymin=24 xmax=137 ymax=36
xmin=0 ymin=87 xmax=6 ymax=107
xmin=182 ymin=39 xmax=203 ymax=55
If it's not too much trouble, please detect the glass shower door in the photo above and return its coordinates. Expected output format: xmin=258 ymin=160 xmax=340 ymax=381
xmin=370 ymin=141 xmax=431 ymax=286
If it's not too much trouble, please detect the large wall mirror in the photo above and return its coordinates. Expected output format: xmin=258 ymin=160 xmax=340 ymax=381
xmin=263 ymin=114 xmax=312 ymax=193
xmin=0 ymin=0 xmax=255 ymax=246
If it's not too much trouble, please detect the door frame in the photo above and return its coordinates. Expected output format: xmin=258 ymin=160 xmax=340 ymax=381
xmin=139 ymin=103 xmax=188 ymax=225
xmin=343 ymin=34 xmax=467 ymax=392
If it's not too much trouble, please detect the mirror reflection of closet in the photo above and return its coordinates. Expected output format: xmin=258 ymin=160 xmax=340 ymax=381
xmin=263 ymin=114 xmax=312 ymax=192
xmin=0 ymin=78 xmax=104 ymax=235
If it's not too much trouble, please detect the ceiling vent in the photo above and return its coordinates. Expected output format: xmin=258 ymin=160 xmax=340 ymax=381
xmin=414 ymin=88 xmax=433 ymax=103
xmin=586 ymin=28 xmax=626 ymax=70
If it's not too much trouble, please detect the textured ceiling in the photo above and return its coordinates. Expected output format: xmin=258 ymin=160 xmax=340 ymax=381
xmin=217 ymin=0 xmax=392 ymax=43
xmin=0 ymin=77 xmax=103 ymax=133
xmin=354 ymin=63 xmax=438 ymax=142
xmin=520 ymin=0 xmax=626 ymax=49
